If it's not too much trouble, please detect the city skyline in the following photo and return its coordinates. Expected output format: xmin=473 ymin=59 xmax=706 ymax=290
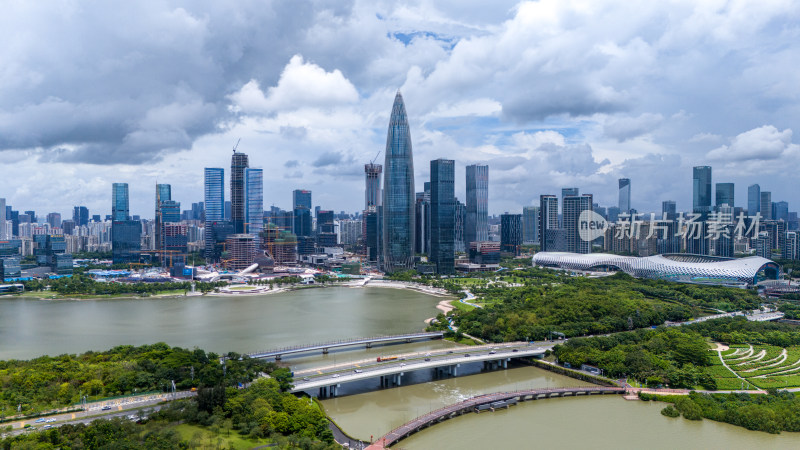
xmin=1 ymin=2 xmax=799 ymax=217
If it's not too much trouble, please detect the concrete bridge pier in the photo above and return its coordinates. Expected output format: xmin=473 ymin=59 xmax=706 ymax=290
xmin=322 ymin=348 xmax=329 ymax=354
xmin=366 ymin=342 xmax=372 ymax=349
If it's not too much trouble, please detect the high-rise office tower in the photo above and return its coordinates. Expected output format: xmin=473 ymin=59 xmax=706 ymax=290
xmin=454 ymin=198 xmax=466 ymax=253
xmin=430 ymin=159 xmax=455 ymax=274
xmin=539 ymin=195 xmax=559 ymax=251
xmin=293 ymin=189 xmax=312 ymax=237
xmin=760 ymin=192 xmax=773 ymax=220
xmin=715 ymin=183 xmax=734 ymax=208
xmin=46 ymin=212 xmax=61 ymax=229
xmin=0 ymin=198 xmax=5 ymax=240
xmin=692 ymin=166 xmax=712 ymax=215
xmin=365 ymin=163 xmax=383 ymax=209
xmin=561 ymin=187 xmax=579 ymax=213
xmin=24 ymin=211 xmax=36 ymax=224
xmin=245 ymin=168 xmax=263 ymax=236
xmin=564 ymin=194 xmax=593 ymax=254
xmin=204 ymin=168 xmax=225 ymax=259
xmin=465 ymin=164 xmax=489 ymax=246
xmin=523 ymin=206 xmax=539 ymax=245
xmin=500 ymin=213 xmax=523 ymax=255
xmin=618 ymin=179 xmax=631 ymax=213
xmin=414 ymin=191 xmax=430 ymax=255
xmin=155 ymin=183 xmax=171 ymax=251
xmin=775 ymin=201 xmax=789 ymax=221
xmin=662 ymin=201 xmax=677 ymax=221
xmin=382 ymin=91 xmax=415 ymax=273
xmin=231 ymin=151 xmax=249 ymax=234
xmin=112 ymin=183 xmax=130 ymax=221
xmin=748 ymin=184 xmax=761 ymax=215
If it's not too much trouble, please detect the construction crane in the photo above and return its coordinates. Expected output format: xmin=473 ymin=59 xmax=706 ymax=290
xmin=370 ymin=150 xmax=381 ymax=165
xmin=232 ymin=138 xmax=241 ymax=154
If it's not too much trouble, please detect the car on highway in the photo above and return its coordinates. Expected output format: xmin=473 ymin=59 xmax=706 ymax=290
xmin=101 ymin=406 xmax=112 ymax=411
xmin=424 ymin=358 xmax=431 ymax=361
xmin=354 ymin=369 xmax=363 ymax=373
xmin=464 ymin=353 xmax=470 ymax=357
xmin=35 ymin=419 xmax=46 ymax=423
xmin=42 ymin=425 xmax=53 ymax=430
xmin=512 ymin=349 xmax=519 ymax=352
xmin=447 ymin=350 xmax=454 ymax=354
xmin=46 ymin=418 xmax=56 ymax=423
xmin=332 ymin=374 xmax=339 ymax=378
xmin=302 ymin=377 xmax=310 ymax=381
xmin=489 ymin=351 xmax=496 ymax=354
xmin=400 ymin=363 xmax=406 ymax=367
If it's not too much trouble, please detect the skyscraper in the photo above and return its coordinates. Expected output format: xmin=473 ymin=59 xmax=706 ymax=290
xmin=523 ymin=206 xmax=539 ymax=245
xmin=382 ymin=91 xmax=415 ymax=273
xmin=112 ymin=183 xmax=129 ymax=221
xmin=618 ymin=179 xmax=631 ymax=212
xmin=0 ymin=198 xmax=5 ymax=240
xmin=155 ymin=183 xmax=171 ymax=251
xmin=761 ymin=192 xmax=773 ymax=220
xmin=748 ymin=184 xmax=761 ymax=215
xmin=231 ymin=151 xmax=249 ymax=234
xmin=465 ymin=164 xmax=488 ymax=246
xmin=365 ymin=163 xmax=382 ymax=209
xmin=293 ymin=189 xmax=312 ymax=237
xmin=715 ymin=182 xmax=734 ymax=208
xmin=204 ymin=168 xmax=224 ymax=259
xmin=500 ymin=213 xmax=523 ymax=255
xmin=245 ymin=168 xmax=263 ymax=236
xmin=662 ymin=200 xmax=677 ymax=221
xmin=692 ymin=166 xmax=712 ymax=215
xmin=539 ymin=195 xmax=559 ymax=251
xmin=564 ymin=194 xmax=593 ymax=254
xmin=430 ymin=159 xmax=455 ymax=274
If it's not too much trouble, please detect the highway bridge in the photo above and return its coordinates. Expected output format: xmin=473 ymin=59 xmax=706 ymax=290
xmin=242 ymin=332 xmax=444 ymax=360
xmin=290 ymin=342 xmax=553 ymax=397
xmin=369 ymin=386 xmax=624 ymax=448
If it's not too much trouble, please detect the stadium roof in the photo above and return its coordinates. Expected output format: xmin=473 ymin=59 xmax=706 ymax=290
xmin=532 ymin=252 xmax=780 ymax=286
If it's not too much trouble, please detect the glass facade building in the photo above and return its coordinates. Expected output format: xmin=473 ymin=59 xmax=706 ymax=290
xmin=564 ymin=194 xmax=593 ymax=254
xmin=692 ymin=166 xmax=712 ymax=215
xmin=245 ymin=168 xmax=263 ymax=236
xmin=73 ymin=206 xmax=89 ymax=227
xmin=760 ymin=192 xmax=773 ymax=220
xmin=748 ymin=184 xmax=760 ymax=215
xmin=112 ymin=220 xmax=141 ymax=264
xmin=465 ymin=164 xmax=488 ymax=246
xmin=231 ymin=152 xmax=249 ymax=234
xmin=618 ymin=179 xmax=630 ymax=212
xmin=539 ymin=195 xmax=559 ymax=251
xmin=293 ymin=189 xmax=312 ymax=238
xmin=204 ymin=168 xmax=224 ymax=259
xmin=382 ymin=92 xmax=416 ymax=273
xmin=430 ymin=159 xmax=455 ymax=274
xmin=715 ymin=182 xmax=734 ymax=208
xmin=500 ymin=213 xmax=523 ymax=255
xmin=523 ymin=206 xmax=539 ymax=244
xmin=112 ymin=183 xmax=129 ymax=221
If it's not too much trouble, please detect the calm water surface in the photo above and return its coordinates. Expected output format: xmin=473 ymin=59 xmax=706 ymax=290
xmin=0 ymin=287 xmax=442 ymax=360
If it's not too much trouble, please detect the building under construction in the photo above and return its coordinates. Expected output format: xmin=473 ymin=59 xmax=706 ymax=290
xmin=260 ymin=224 xmax=297 ymax=265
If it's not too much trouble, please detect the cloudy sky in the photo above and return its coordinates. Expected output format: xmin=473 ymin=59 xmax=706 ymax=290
xmin=1 ymin=0 xmax=799 ymax=218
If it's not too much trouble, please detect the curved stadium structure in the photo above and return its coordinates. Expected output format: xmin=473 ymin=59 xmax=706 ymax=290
xmin=532 ymin=252 xmax=780 ymax=287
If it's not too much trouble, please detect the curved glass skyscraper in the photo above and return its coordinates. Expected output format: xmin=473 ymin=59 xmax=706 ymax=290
xmin=382 ymin=92 xmax=415 ymax=273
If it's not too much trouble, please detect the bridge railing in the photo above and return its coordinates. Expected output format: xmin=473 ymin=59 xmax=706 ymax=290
xmin=380 ymin=387 xmax=624 ymax=444
xmin=242 ymin=332 xmax=444 ymax=358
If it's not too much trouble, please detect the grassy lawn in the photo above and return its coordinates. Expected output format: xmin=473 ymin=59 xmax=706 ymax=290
xmin=451 ymin=300 xmax=475 ymax=312
xmin=712 ymin=344 xmax=800 ymax=389
xmin=173 ymin=423 xmax=272 ymax=449
xmin=445 ymin=336 xmax=479 ymax=346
